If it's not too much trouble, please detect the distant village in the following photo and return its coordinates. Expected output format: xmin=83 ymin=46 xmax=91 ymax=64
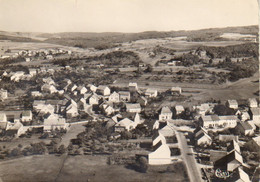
xmin=0 ymin=46 xmax=259 ymax=182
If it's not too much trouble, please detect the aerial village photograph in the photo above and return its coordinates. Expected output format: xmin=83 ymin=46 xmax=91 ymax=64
xmin=0 ymin=0 xmax=259 ymax=181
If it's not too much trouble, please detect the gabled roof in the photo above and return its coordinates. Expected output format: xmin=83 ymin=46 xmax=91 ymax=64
xmin=226 ymin=167 xmax=250 ymax=182
xmin=97 ymin=85 xmax=109 ymax=90
xmin=196 ymin=131 xmax=212 ymax=141
xmin=219 ymin=115 xmax=237 ymax=120
xmin=126 ymin=103 xmax=141 ymax=110
xmin=201 ymin=115 xmax=220 ymax=122
xmin=115 ymin=118 xmax=133 ymax=127
xmin=175 ymin=105 xmax=184 ymax=111
xmin=251 ymin=136 xmax=260 ymax=147
xmin=227 ymin=139 xmax=240 ymax=154
xmin=160 ymin=106 xmax=172 ymax=114
xmin=214 ymin=151 xmax=243 ymax=170
xmin=145 ymin=88 xmax=157 ymax=93
xmin=250 ymin=107 xmax=260 ymax=115
xmin=227 ymin=99 xmax=238 ymax=106
xmin=118 ymin=91 xmax=130 ymax=96
xmin=238 ymin=121 xmax=253 ymax=130
xmin=21 ymin=110 xmax=31 ymax=117
xmin=248 ymin=98 xmax=258 ymax=105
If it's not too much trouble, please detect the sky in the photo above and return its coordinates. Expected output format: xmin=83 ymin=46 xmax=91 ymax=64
xmin=0 ymin=0 xmax=258 ymax=33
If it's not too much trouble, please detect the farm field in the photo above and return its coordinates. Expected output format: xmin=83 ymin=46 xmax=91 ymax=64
xmin=0 ymin=155 xmax=189 ymax=182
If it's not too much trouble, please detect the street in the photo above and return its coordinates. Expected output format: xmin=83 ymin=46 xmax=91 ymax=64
xmin=176 ymin=131 xmax=203 ymax=182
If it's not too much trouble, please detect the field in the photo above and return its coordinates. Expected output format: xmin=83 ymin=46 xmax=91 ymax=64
xmin=0 ymin=155 xmax=189 ymax=182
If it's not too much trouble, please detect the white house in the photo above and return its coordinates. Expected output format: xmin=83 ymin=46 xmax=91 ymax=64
xmin=77 ymin=86 xmax=88 ymax=95
xmin=65 ymin=99 xmax=78 ymax=118
xmin=89 ymin=94 xmax=100 ymax=105
xmin=109 ymin=91 xmax=120 ymax=103
xmin=248 ymin=107 xmax=260 ymax=124
xmin=194 ymin=127 xmax=212 ymax=146
xmin=235 ymin=121 xmax=254 ymax=136
xmin=41 ymin=84 xmax=57 ymax=94
xmin=214 ymin=151 xmax=244 ymax=172
xmin=174 ymin=105 xmax=185 ymax=115
xmin=21 ymin=110 xmax=32 ymax=122
xmin=218 ymin=115 xmax=238 ymax=128
xmin=248 ymin=98 xmax=258 ymax=108
xmin=148 ymin=132 xmax=171 ymax=165
xmin=126 ymin=103 xmax=141 ymax=113
xmin=129 ymin=82 xmax=138 ymax=91
xmin=43 ymin=114 xmax=68 ymax=132
xmin=42 ymin=77 xmax=55 ymax=85
xmin=0 ymin=89 xmax=8 ymax=100
xmin=171 ymin=87 xmax=182 ymax=95
xmin=96 ymin=85 xmax=110 ymax=96
xmin=119 ymin=91 xmax=131 ymax=102
xmin=29 ymin=69 xmax=37 ymax=76
xmin=31 ymin=91 xmax=43 ymax=97
xmin=87 ymin=84 xmax=97 ymax=92
xmin=159 ymin=106 xmax=172 ymax=121
xmin=145 ymin=88 xmax=158 ymax=98
xmin=226 ymin=100 xmax=238 ymax=109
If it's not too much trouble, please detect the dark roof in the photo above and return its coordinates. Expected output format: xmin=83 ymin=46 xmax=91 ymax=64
xmin=214 ymin=151 xmax=243 ymax=170
xmin=239 ymin=122 xmax=253 ymax=130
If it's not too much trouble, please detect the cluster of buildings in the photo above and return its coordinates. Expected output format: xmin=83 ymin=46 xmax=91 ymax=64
xmin=0 ymin=47 xmax=72 ymax=60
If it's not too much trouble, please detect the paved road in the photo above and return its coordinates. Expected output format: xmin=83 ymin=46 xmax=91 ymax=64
xmin=176 ymin=131 xmax=203 ymax=182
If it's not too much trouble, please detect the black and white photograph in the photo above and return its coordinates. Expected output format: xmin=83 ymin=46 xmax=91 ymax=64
xmin=0 ymin=0 xmax=259 ymax=181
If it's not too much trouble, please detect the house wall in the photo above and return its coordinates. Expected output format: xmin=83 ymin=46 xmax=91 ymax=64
xmin=148 ymin=145 xmax=171 ymax=165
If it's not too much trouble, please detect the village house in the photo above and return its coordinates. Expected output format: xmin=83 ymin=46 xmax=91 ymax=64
xmin=248 ymin=98 xmax=258 ymax=108
xmin=248 ymin=107 xmax=260 ymax=124
xmin=100 ymin=102 xmax=115 ymax=116
xmin=114 ymin=113 xmax=141 ymax=132
xmin=33 ymin=100 xmax=55 ymax=114
xmin=65 ymin=99 xmax=78 ymax=118
xmin=226 ymin=100 xmax=238 ymax=109
xmin=235 ymin=110 xmax=250 ymax=121
xmin=145 ymin=88 xmax=158 ymax=98
xmin=21 ymin=110 xmax=32 ymax=122
xmin=158 ymin=123 xmax=175 ymax=137
xmin=41 ymin=84 xmax=57 ymax=94
xmin=29 ymin=69 xmax=37 ymax=76
xmin=87 ymin=84 xmax=97 ymax=92
xmin=42 ymin=77 xmax=55 ymax=85
xmin=148 ymin=131 xmax=171 ymax=165
xmin=235 ymin=121 xmax=254 ymax=136
xmin=227 ymin=139 xmax=240 ymax=154
xmin=129 ymin=82 xmax=138 ymax=91
xmin=194 ymin=127 xmax=212 ymax=146
xmin=199 ymin=115 xmax=238 ymax=129
xmin=88 ymin=94 xmax=101 ymax=105
xmin=193 ymin=103 xmax=215 ymax=116
xmin=96 ymin=85 xmax=110 ymax=96
xmin=226 ymin=167 xmax=250 ymax=182
xmin=5 ymin=120 xmax=26 ymax=138
xmin=76 ymin=86 xmax=88 ymax=95
xmin=0 ymin=89 xmax=8 ymax=100
xmin=218 ymin=135 xmax=239 ymax=142
xmin=137 ymin=96 xmax=148 ymax=106
xmin=10 ymin=71 xmax=25 ymax=82
xmin=0 ymin=113 xmax=7 ymax=130
xmin=214 ymin=150 xmax=244 ymax=172
xmin=109 ymin=91 xmax=120 ymax=103
xmin=31 ymin=91 xmax=43 ymax=97
xmin=159 ymin=106 xmax=172 ymax=121
xmin=218 ymin=115 xmax=238 ymax=128
xmin=174 ymin=105 xmax=185 ymax=115
xmin=171 ymin=87 xmax=182 ymax=95
xmin=245 ymin=136 xmax=260 ymax=152
xmin=119 ymin=91 xmax=131 ymax=102
xmin=43 ymin=114 xmax=69 ymax=132
xmin=125 ymin=103 xmax=141 ymax=113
